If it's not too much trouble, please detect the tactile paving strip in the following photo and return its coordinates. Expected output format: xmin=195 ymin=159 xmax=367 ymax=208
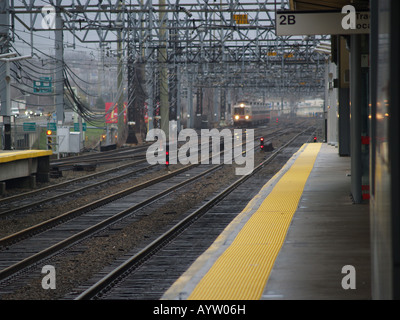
xmin=188 ymin=143 xmax=322 ymax=300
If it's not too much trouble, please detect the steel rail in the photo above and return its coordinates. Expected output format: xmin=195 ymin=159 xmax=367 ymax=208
xmin=0 ymin=161 xmax=196 ymax=250
xmin=0 ymin=158 xmax=148 ymax=207
xmin=75 ymin=128 xmax=311 ymax=300
xmin=0 ymin=126 xmax=298 ymax=282
xmin=0 ymin=160 xmax=150 ymax=217
xmin=0 ymin=162 xmax=226 ymax=281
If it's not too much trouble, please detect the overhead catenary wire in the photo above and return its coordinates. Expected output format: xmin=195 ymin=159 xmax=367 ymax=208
xmin=7 ymin=37 xmax=132 ymax=121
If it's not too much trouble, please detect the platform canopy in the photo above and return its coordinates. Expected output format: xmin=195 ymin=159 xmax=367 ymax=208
xmin=288 ymin=0 xmax=369 ymax=11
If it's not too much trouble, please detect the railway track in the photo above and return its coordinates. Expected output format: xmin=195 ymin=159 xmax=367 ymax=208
xmin=73 ymin=128 xmax=315 ymax=300
xmin=49 ymin=144 xmax=150 ymax=167
xmin=0 ymin=119 xmax=316 ymax=299
xmin=0 ymin=164 xmax=223 ymax=279
xmin=0 ymin=123 xmax=291 ymax=222
xmin=48 ymin=144 xmax=150 ymax=175
xmin=0 ymin=159 xmax=151 ymax=217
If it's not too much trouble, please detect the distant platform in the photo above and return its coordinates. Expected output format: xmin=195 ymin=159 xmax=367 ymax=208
xmin=0 ymin=150 xmax=52 ymax=194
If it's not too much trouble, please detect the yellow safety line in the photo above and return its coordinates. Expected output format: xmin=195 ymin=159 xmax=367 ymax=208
xmin=0 ymin=150 xmax=52 ymax=163
xmin=162 ymin=144 xmax=307 ymax=300
xmin=188 ymin=143 xmax=322 ymax=300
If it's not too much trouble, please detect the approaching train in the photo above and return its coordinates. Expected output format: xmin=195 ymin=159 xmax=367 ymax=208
xmin=232 ymin=101 xmax=271 ymax=127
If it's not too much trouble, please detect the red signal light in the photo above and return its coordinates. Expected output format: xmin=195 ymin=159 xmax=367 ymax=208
xmin=166 ymin=148 xmax=169 ymax=166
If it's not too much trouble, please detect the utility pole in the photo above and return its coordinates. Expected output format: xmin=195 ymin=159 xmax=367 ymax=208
xmin=159 ymin=0 xmax=169 ymax=137
xmin=1 ymin=1 xmax=32 ymax=150
xmin=55 ymin=3 xmax=64 ymax=125
xmin=187 ymin=70 xmax=193 ymax=128
xmin=117 ymin=19 xmax=125 ymax=146
xmin=145 ymin=4 xmax=154 ymax=133
xmin=126 ymin=40 xmax=138 ymax=145
xmin=0 ymin=0 xmax=10 ymax=118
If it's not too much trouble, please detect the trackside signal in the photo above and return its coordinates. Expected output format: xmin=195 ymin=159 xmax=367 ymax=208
xmin=46 ymin=130 xmax=53 ymax=150
xmin=260 ymin=137 xmax=264 ymax=150
xmin=165 ymin=144 xmax=170 ymax=166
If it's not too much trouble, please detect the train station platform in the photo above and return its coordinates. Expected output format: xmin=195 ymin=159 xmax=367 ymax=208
xmin=163 ymin=143 xmax=371 ymax=300
xmin=0 ymin=150 xmax=52 ymax=194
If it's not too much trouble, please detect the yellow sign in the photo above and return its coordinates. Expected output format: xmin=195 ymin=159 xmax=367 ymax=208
xmin=233 ymin=14 xmax=248 ymax=24
xmin=267 ymin=52 xmax=277 ymax=56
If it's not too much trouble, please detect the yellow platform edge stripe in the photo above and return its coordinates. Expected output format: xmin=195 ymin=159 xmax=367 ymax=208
xmin=161 ymin=143 xmax=309 ymax=300
xmin=185 ymin=142 xmax=322 ymax=300
xmin=0 ymin=150 xmax=53 ymax=163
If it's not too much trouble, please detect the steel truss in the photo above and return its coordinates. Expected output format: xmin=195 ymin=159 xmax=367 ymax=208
xmin=6 ymin=0 xmax=329 ymax=133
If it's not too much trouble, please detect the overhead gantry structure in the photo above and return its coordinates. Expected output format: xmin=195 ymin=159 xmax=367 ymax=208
xmin=2 ymin=0 xmax=330 ymax=141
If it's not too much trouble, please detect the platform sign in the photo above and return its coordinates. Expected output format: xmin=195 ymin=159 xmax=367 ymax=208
xmin=233 ymin=14 xmax=248 ymax=24
xmin=47 ymin=122 xmax=57 ymax=131
xmin=276 ymin=11 xmax=370 ymax=36
xmin=23 ymin=122 xmax=36 ymax=132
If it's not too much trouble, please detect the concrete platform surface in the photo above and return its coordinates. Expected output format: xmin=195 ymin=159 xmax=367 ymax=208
xmin=262 ymin=143 xmax=371 ymax=299
xmin=163 ymin=143 xmax=371 ymax=300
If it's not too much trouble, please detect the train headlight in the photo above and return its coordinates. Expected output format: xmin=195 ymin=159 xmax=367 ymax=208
xmin=245 ymin=115 xmax=249 ymax=120
xmin=235 ymin=115 xmax=239 ymax=120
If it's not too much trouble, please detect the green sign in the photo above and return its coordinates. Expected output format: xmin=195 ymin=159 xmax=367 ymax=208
xmin=23 ymin=122 xmax=36 ymax=132
xmin=47 ymin=122 xmax=57 ymax=131
xmin=34 ymin=77 xmax=52 ymax=93
xmin=74 ymin=123 xmax=87 ymax=132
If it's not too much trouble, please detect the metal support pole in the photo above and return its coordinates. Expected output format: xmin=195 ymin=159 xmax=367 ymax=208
xmin=146 ymin=5 xmax=154 ymax=132
xmin=176 ymin=64 xmax=181 ymax=131
xmin=213 ymin=88 xmax=219 ymax=125
xmin=126 ymin=41 xmax=137 ymax=144
xmin=350 ymin=34 xmax=362 ymax=203
xmin=338 ymin=36 xmax=351 ymax=156
xmin=4 ymin=60 xmax=10 ymax=117
xmin=3 ymin=60 xmax=11 ymax=150
xmin=0 ymin=0 xmax=10 ymax=118
xmin=146 ymin=60 xmax=154 ymax=132
xmin=55 ymin=6 xmax=64 ymax=125
xmin=159 ymin=0 xmax=169 ymax=137
xmin=220 ymin=88 xmax=226 ymax=127
xmin=187 ymin=71 xmax=193 ymax=128
xmin=117 ymin=27 xmax=125 ymax=146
